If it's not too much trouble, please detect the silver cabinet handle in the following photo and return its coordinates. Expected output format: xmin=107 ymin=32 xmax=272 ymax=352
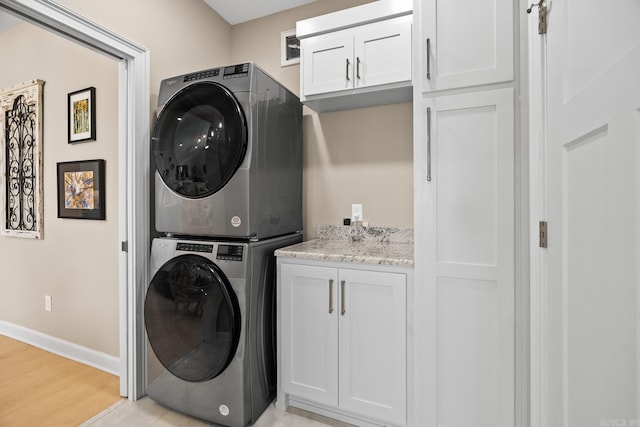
xmin=341 ymin=280 xmax=346 ymax=315
xmin=346 ymin=58 xmax=350 ymax=81
xmin=356 ymin=57 xmax=361 ymax=79
xmin=329 ymin=279 xmax=334 ymax=314
xmin=426 ymin=38 xmax=431 ymax=80
xmin=427 ymin=107 xmax=432 ymax=182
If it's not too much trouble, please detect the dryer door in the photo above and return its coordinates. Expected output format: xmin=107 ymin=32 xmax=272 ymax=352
xmin=145 ymin=254 xmax=241 ymax=382
xmin=152 ymin=82 xmax=247 ymax=199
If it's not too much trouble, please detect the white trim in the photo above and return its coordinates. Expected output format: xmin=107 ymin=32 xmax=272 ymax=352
xmin=0 ymin=321 xmax=120 ymax=375
xmin=527 ymin=7 xmax=548 ymax=427
xmin=0 ymin=0 xmax=150 ymax=400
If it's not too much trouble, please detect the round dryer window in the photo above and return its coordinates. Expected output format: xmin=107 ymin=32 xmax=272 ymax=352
xmin=152 ymin=82 xmax=247 ymax=198
xmin=144 ymin=254 xmax=241 ymax=382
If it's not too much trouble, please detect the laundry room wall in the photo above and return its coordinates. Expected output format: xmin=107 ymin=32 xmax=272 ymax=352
xmin=0 ymin=23 xmax=120 ymax=356
xmin=229 ymin=0 xmax=414 ymax=239
xmin=0 ymin=0 xmax=232 ymax=358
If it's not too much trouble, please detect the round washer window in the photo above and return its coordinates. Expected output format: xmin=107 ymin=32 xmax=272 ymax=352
xmin=152 ymin=82 xmax=247 ymax=199
xmin=144 ymin=254 xmax=241 ymax=382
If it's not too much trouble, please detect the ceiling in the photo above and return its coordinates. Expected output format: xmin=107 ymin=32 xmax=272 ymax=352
xmin=202 ymin=0 xmax=318 ymax=25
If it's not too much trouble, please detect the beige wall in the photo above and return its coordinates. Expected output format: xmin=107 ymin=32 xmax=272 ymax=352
xmin=0 ymin=0 xmax=231 ymax=357
xmin=0 ymin=0 xmax=413 ymax=357
xmin=0 ymin=24 xmax=120 ymax=355
xmin=230 ymin=0 xmax=414 ymax=239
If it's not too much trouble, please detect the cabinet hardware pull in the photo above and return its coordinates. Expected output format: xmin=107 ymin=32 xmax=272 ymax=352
xmin=329 ymin=279 xmax=334 ymax=314
xmin=426 ymin=38 xmax=431 ymax=80
xmin=341 ymin=280 xmax=346 ymax=315
xmin=356 ymin=57 xmax=361 ymax=79
xmin=346 ymin=58 xmax=350 ymax=81
xmin=427 ymin=107 xmax=432 ymax=182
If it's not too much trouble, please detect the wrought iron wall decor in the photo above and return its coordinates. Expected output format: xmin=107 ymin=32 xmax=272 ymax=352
xmin=0 ymin=79 xmax=45 ymax=239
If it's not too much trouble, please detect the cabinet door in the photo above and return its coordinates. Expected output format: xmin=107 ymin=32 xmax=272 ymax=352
xmin=280 ymin=263 xmax=339 ymax=406
xmin=421 ymin=0 xmax=513 ymax=92
xmin=301 ymin=32 xmax=354 ymax=96
xmin=338 ymin=268 xmax=406 ymax=425
xmin=420 ymin=89 xmax=514 ymax=426
xmin=354 ymin=15 xmax=412 ymax=89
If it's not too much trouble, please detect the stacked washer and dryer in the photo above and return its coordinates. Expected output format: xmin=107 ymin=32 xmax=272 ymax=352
xmin=145 ymin=63 xmax=302 ymax=426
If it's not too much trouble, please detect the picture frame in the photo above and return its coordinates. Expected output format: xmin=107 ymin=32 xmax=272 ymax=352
xmin=57 ymin=159 xmax=105 ymax=220
xmin=280 ymin=29 xmax=300 ymax=67
xmin=68 ymin=87 xmax=96 ymax=143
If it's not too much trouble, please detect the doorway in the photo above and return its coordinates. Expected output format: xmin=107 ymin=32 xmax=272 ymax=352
xmin=0 ymin=0 xmax=150 ymax=399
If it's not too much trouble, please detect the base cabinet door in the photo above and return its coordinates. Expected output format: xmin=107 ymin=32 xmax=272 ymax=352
xmin=279 ymin=261 xmax=408 ymax=425
xmin=280 ymin=263 xmax=339 ymax=406
xmin=338 ymin=268 xmax=407 ymax=425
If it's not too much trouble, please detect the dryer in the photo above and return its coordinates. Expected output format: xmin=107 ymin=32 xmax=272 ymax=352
xmin=152 ymin=62 xmax=302 ymax=240
xmin=145 ymin=233 xmax=301 ymax=426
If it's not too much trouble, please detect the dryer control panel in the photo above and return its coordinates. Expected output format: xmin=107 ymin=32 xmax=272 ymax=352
xmin=217 ymin=245 xmax=244 ymax=262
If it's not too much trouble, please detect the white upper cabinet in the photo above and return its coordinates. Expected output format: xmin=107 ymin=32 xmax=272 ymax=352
xmin=421 ymin=0 xmax=513 ymax=92
xmin=302 ymin=16 xmax=412 ymax=96
xmin=297 ymin=0 xmax=413 ymax=112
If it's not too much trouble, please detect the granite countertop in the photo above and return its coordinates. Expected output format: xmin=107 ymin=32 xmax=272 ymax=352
xmin=275 ymin=225 xmax=414 ymax=268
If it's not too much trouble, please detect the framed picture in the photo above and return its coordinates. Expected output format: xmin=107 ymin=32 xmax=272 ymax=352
xmin=281 ymin=29 xmax=300 ymax=67
xmin=68 ymin=87 xmax=96 ymax=143
xmin=57 ymin=159 xmax=105 ymax=220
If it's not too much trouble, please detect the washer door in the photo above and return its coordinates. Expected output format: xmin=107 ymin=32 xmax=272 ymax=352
xmin=145 ymin=254 xmax=241 ymax=382
xmin=152 ymin=81 xmax=247 ymax=199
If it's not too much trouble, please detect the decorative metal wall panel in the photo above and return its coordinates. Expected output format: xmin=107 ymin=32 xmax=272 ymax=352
xmin=1 ymin=79 xmax=44 ymax=239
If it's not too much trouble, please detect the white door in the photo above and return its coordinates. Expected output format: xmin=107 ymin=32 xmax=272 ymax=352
xmin=531 ymin=1 xmax=640 ymax=425
xmin=353 ymin=16 xmax=412 ymax=89
xmin=279 ymin=263 xmax=339 ymax=406
xmin=301 ymin=32 xmax=354 ymax=96
xmin=421 ymin=0 xmax=513 ymax=92
xmin=421 ymin=88 xmax=515 ymax=427
xmin=338 ymin=268 xmax=407 ymax=425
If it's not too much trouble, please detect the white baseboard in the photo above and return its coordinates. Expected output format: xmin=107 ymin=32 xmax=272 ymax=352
xmin=0 ymin=321 xmax=120 ymax=376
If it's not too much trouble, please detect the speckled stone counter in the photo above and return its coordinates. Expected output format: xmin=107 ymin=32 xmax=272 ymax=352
xmin=275 ymin=225 xmax=414 ymax=268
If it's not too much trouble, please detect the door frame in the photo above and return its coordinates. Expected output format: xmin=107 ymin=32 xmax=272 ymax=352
xmin=527 ymin=6 xmax=548 ymax=427
xmin=0 ymin=0 xmax=150 ymax=399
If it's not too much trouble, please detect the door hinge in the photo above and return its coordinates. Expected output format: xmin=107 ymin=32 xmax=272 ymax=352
xmin=121 ymin=241 xmax=128 ymax=253
xmin=539 ymin=221 xmax=548 ymax=248
xmin=527 ymin=0 xmax=548 ymax=34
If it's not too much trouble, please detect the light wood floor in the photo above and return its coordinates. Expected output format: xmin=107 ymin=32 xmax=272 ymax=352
xmin=0 ymin=335 xmax=122 ymax=426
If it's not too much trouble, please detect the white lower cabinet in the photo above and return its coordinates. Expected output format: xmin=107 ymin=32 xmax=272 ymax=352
xmin=278 ymin=261 xmax=408 ymax=426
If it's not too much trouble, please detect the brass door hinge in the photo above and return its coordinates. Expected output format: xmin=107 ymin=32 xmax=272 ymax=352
xmin=527 ymin=1 xmax=548 ymax=34
xmin=539 ymin=221 xmax=548 ymax=248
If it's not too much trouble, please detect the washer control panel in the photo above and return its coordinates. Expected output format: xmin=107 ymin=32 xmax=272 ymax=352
xmin=176 ymin=242 xmax=213 ymax=253
xmin=216 ymin=245 xmax=244 ymax=262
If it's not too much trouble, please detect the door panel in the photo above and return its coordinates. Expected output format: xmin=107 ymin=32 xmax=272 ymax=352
xmin=279 ymin=263 xmax=338 ymax=406
xmin=539 ymin=0 xmax=640 ymax=423
xmin=423 ymin=88 xmax=514 ymax=426
xmin=564 ymin=117 xmax=639 ymax=426
xmin=354 ymin=16 xmax=412 ymax=89
xmin=338 ymin=268 xmax=406 ymax=425
xmin=422 ymin=0 xmax=513 ymax=91
xmin=301 ymin=33 xmax=353 ymax=96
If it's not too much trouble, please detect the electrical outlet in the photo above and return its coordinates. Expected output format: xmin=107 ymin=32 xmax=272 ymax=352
xmin=45 ymin=295 xmax=52 ymax=312
xmin=351 ymin=203 xmax=363 ymax=222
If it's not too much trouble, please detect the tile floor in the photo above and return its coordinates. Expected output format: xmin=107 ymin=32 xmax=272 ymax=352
xmin=82 ymin=397 xmax=354 ymax=427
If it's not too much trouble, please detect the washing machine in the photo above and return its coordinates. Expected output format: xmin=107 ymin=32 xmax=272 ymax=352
xmin=152 ymin=62 xmax=302 ymax=240
xmin=145 ymin=233 xmax=301 ymax=426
